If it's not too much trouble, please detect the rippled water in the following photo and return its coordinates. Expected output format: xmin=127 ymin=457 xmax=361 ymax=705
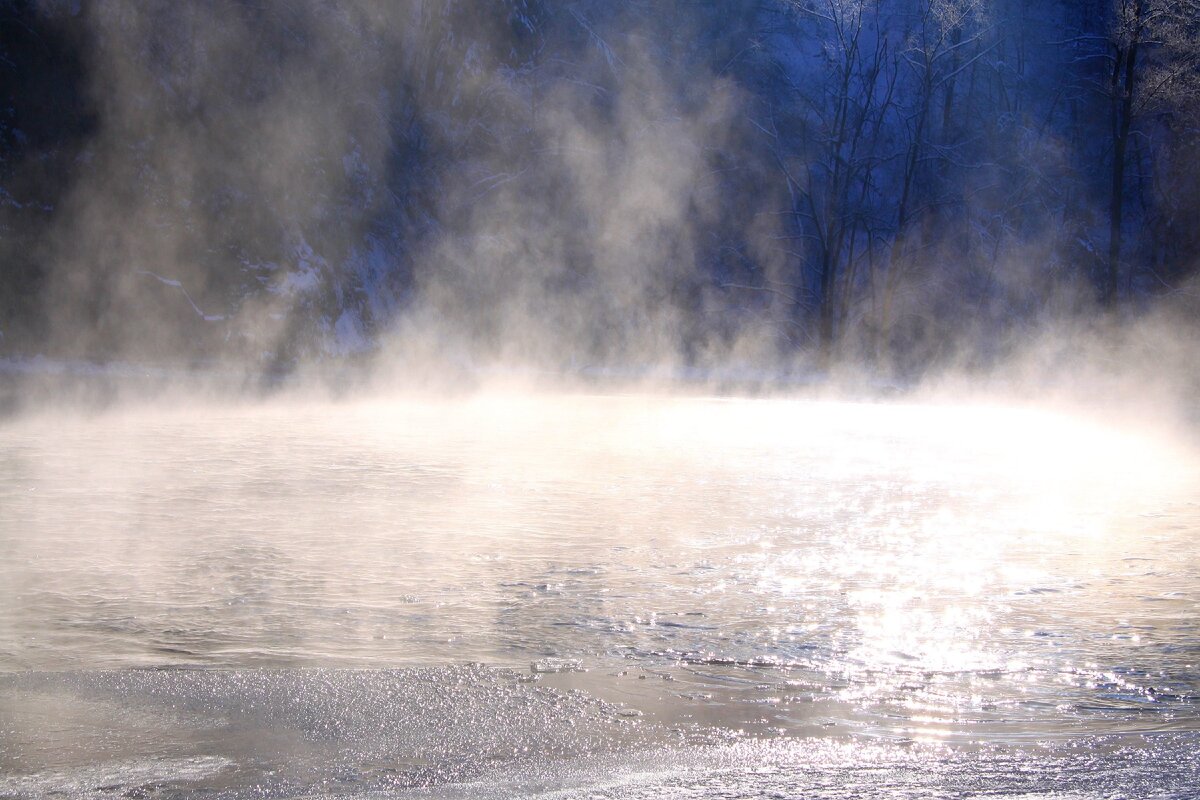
xmin=2 ymin=393 xmax=1199 ymax=796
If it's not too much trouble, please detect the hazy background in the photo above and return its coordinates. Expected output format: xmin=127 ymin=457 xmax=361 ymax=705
xmin=0 ymin=0 xmax=1197 ymax=398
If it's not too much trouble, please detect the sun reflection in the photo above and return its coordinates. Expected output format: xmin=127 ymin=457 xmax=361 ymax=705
xmin=3 ymin=391 xmax=1196 ymax=744
xmin=725 ymin=397 xmax=1199 ymax=736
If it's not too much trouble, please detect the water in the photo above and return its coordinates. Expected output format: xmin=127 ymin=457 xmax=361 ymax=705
xmin=2 ymin=393 xmax=1199 ymax=797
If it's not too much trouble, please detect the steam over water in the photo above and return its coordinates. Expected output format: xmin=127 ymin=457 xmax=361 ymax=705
xmin=2 ymin=394 xmax=1200 ymax=797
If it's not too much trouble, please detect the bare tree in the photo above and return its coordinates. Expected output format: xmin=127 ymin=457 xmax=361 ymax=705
xmin=874 ymin=0 xmax=987 ymax=364
xmin=1098 ymin=0 xmax=1200 ymax=304
xmin=766 ymin=0 xmax=901 ymax=366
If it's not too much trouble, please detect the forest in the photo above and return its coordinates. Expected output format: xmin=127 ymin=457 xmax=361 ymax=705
xmin=1 ymin=0 xmax=1197 ymax=380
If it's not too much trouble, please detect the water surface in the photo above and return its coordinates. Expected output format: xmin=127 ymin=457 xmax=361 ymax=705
xmin=1 ymin=394 xmax=1198 ymax=796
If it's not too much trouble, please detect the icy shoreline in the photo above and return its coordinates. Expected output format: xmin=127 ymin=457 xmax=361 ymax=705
xmin=3 ymin=667 xmax=1198 ymax=799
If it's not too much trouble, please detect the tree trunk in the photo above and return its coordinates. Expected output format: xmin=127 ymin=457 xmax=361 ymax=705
xmin=876 ymin=80 xmax=928 ymax=366
xmin=1105 ymin=3 xmax=1142 ymax=307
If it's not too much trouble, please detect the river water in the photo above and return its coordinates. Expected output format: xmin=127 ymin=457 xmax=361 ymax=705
xmin=1 ymin=393 xmax=1198 ymax=797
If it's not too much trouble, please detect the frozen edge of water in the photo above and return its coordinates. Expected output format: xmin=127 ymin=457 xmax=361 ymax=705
xmin=2 ymin=667 xmax=1199 ymax=799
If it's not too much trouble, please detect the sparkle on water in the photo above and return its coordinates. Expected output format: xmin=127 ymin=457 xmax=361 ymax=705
xmin=1 ymin=392 xmax=1198 ymax=796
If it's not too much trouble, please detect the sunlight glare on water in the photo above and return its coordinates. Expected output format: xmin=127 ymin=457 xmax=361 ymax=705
xmin=1 ymin=392 xmax=1198 ymax=750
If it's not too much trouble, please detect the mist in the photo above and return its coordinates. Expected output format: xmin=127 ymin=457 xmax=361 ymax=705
xmin=0 ymin=0 xmax=1195 ymax=418
xmin=5 ymin=7 xmax=1200 ymax=796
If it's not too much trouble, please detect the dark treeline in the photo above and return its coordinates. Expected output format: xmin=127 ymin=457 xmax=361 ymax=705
xmin=0 ymin=0 xmax=1197 ymax=377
